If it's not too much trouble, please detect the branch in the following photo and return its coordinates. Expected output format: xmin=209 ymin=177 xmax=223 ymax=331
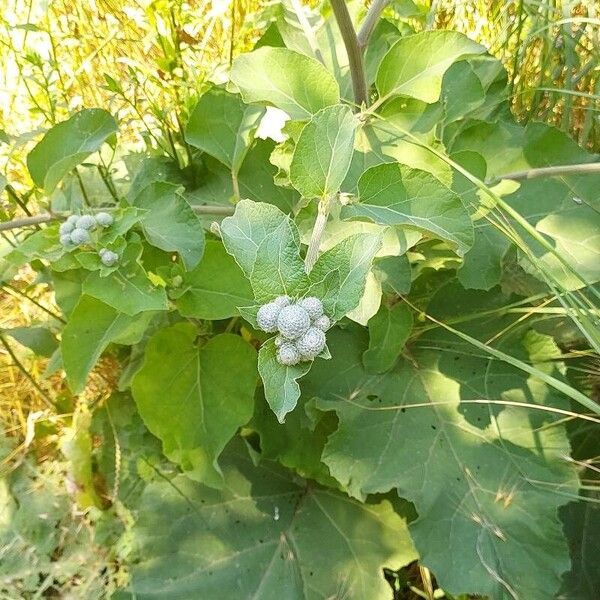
xmin=0 ymin=205 xmax=235 ymax=233
xmin=0 ymin=214 xmax=56 ymax=231
xmin=330 ymin=0 xmax=368 ymax=108
xmin=487 ymin=162 xmax=600 ymax=185
xmin=357 ymin=0 xmax=390 ymax=52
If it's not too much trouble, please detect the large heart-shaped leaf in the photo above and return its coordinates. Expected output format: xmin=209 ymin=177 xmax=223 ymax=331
xmin=343 ymin=162 xmax=473 ymax=256
xmin=27 ymin=109 xmax=118 ymax=192
xmin=303 ymin=319 xmax=578 ymax=599
xmin=376 ymin=31 xmax=485 ymax=103
xmin=131 ymin=324 xmax=257 ymax=487
xmin=230 ymin=47 xmax=340 ymax=120
xmin=130 ymin=442 xmax=417 ymax=599
xmin=185 ymin=87 xmax=264 ymax=174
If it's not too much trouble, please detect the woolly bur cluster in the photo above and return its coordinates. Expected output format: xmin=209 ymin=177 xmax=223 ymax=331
xmin=58 ymin=212 xmax=118 ymax=266
xmin=256 ymin=296 xmax=331 ymax=366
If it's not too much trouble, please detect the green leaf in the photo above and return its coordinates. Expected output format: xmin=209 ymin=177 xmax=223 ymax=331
xmin=185 ymin=87 xmax=264 ymax=173
xmin=131 ymin=324 xmax=257 ymax=486
xmin=257 ymin=337 xmax=312 ymax=423
xmin=130 ymin=442 xmax=417 ymax=599
xmin=309 ymin=233 xmax=382 ymax=322
xmin=560 ymin=500 xmax=600 ymax=600
xmin=61 ymin=295 xmax=153 ymax=393
xmin=373 ymin=255 xmax=412 ymax=295
xmin=458 ymin=223 xmax=510 ymax=290
xmin=363 ymin=302 xmax=413 ymax=373
xmin=439 ymin=60 xmax=485 ymax=123
xmin=305 ymin=325 xmax=578 ymax=600
xmin=343 ymin=162 xmax=474 ymax=256
xmin=27 ymin=108 xmax=118 ymax=192
xmin=83 ymin=263 xmax=168 ymax=316
xmin=132 ymin=181 xmax=205 ymax=271
xmin=220 ymin=199 xmax=308 ymax=302
xmin=290 ymin=104 xmax=359 ymax=199
xmin=3 ymin=326 xmax=58 ymax=357
xmin=250 ymin=392 xmax=339 ymax=487
xmin=175 ymin=240 xmax=254 ymax=320
xmin=230 ymin=47 xmax=340 ymax=120
xmin=376 ymin=31 xmax=485 ymax=103
xmin=344 ymin=121 xmax=453 ymax=194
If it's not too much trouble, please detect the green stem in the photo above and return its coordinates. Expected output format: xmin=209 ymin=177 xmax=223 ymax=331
xmin=330 ymin=0 xmax=368 ymax=108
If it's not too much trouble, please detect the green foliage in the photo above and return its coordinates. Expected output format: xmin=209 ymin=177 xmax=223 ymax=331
xmin=132 ymin=181 xmax=205 ymax=270
xmin=363 ymin=302 xmax=413 ymax=373
xmin=3 ymin=2 xmax=599 ymax=598
xmin=376 ymin=31 xmax=485 ymax=102
xmin=231 ymin=47 xmax=340 ymax=119
xmin=290 ymin=104 xmax=359 ymax=199
xmin=131 ymin=323 xmax=257 ymax=487
xmin=129 ymin=441 xmax=417 ymax=599
xmin=27 ymin=108 xmax=118 ymax=192
xmin=345 ymin=162 xmax=473 ymax=256
xmin=185 ymin=87 xmax=264 ymax=175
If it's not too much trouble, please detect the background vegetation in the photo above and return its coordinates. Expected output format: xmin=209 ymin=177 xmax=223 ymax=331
xmin=1 ymin=0 xmax=599 ymax=598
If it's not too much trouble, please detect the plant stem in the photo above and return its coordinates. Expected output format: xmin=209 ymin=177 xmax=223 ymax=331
xmin=0 ymin=205 xmax=236 ymax=232
xmin=305 ymin=196 xmax=331 ymax=273
xmin=5 ymin=185 xmax=33 ymax=217
xmin=74 ymin=168 xmax=91 ymax=207
xmin=330 ymin=0 xmax=368 ymax=108
xmin=357 ymin=0 xmax=390 ymax=51
xmin=488 ymin=162 xmax=600 ymax=184
xmin=0 ymin=214 xmax=56 ymax=231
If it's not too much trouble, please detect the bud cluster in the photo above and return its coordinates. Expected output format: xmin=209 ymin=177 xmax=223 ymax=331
xmin=256 ymin=295 xmax=331 ymax=366
xmin=58 ymin=212 xmax=118 ymax=266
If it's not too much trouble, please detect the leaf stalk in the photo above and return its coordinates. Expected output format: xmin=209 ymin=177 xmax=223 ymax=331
xmin=305 ymin=196 xmax=331 ymax=273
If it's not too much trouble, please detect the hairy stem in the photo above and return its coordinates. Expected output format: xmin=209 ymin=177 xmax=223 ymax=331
xmin=488 ymin=162 xmax=600 ymax=184
xmin=330 ymin=0 xmax=368 ymax=108
xmin=305 ymin=197 xmax=331 ymax=273
xmin=357 ymin=0 xmax=390 ymax=51
xmin=0 ymin=205 xmax=236 ymax=232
